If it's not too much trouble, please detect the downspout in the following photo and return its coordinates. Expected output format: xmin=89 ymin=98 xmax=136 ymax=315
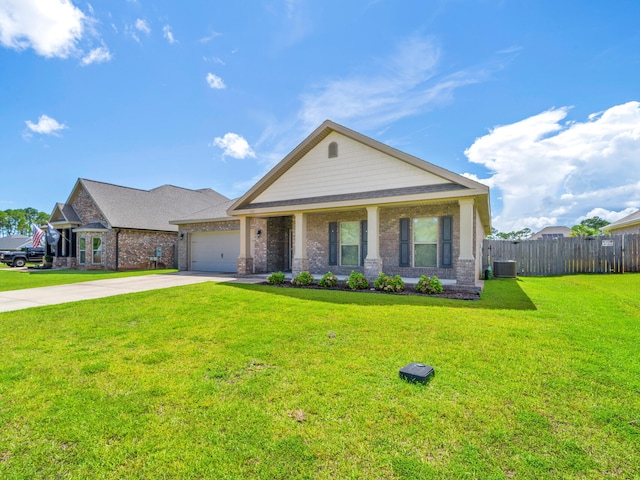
xmin=115 ymin=229 xmax=120 ymax=271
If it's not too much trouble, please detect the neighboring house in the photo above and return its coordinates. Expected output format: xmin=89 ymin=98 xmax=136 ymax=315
xmin=48 ymin=178 xmax=229 ymax=270
xmin=0 ymin=234 xmax=32 ymax=251
xmin=606 ymin=209 xmax=640 ymax=234
xmin=529 ymin=226 xmax=571 ymax=240
xmin=172 ymin=120 xmax=491 ymax=290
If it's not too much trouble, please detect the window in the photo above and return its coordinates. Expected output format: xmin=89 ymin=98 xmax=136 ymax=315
xmin=92 ymin=237 xmax=103 ymax=264
xmin=340 ymin=221 xmax=359 ymax=266
xmin=413 ymin=218 xmax=438 ymax=267
xmin=328 ymin=141 xmax=338 ymax=158
xmin=79 ymin=237 xmax=86 ymax=264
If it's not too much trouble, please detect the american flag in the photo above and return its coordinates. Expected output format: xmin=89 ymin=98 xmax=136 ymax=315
xmin=32 ymin=224 xmax=45 ymax=248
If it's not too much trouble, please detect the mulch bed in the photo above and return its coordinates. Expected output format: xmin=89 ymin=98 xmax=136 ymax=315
xmin=259 ymin=282 xmax=481 ymax=300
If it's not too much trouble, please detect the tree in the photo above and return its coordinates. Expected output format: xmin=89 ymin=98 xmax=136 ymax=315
xmin=489 ymin=227 xmax=533 ymax=240
xmin=570 ymin=216 xmax=610 ymax=237
xmin=0 ymin=208 xmax=50 ymax=236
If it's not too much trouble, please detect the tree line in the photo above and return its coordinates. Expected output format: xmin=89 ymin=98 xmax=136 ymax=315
xmin=0 ymin=208 xmax=50 ymax=236
xmin=489 ymin=217 xmax=611 ymax=240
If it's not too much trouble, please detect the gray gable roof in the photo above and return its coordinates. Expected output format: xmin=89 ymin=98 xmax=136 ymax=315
xmin=72 ymin=179 xmax=230 ymax=232
xmin=0 ymin=234 xmax=32 ymax=250
xmin=607 ymin=209 xmax=640 ymax=230
xmin=50 ymin=202 xmax=82 ymax=224
xmin=170 ymin=198 xmax=238 ymax=225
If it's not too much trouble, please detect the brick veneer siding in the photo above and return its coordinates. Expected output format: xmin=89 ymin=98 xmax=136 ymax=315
xmin=266 ymin=216 xmax=292 ymax=273
xmin=302 ymin=202 xmax=471 ymax=281
xmin=71 ymin=186 xmax=109 ymax=226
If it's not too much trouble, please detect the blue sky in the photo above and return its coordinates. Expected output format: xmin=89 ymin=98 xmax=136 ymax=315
xmin=1 ymin=0 xmax=639 ymax=232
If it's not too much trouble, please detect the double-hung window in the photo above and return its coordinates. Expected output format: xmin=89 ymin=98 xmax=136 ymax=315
xmin=79 ymin=237 xmax=86 ymax=264
xmin=92 ymin=237 xmax=103 ymax=264
xmin=413 ymin=218 xmax=438 ymax=267
xmin=340 ymin=221 xmax=359 ymax=266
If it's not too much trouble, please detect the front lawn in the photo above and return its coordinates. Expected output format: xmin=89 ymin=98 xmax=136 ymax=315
xmin=0 ymin=275 xmax=638 ymax=478
xmin=0 ymin=268 xmax=177 ymax=292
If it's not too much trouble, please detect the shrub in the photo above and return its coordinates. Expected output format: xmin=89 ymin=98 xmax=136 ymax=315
xmin=319 ymin=272 xmax=338 ymax=288
xmin=292 ymin=271 xmax=314 ymax=286
xmin=346 ymin=271 xmax=369 ymax=290
xmin=373 ymin=273 xmax=405 ymax=293
xmin=415 ymin=275 xmax=443 ymax=294
xmin=267 ymin=271 xmax=286 ymax=285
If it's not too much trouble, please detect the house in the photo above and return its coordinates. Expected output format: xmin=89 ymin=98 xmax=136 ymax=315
xmin=529 ymin=226 xmax=571 ymax=240
xmin=48 ymin=179 xmax=229 ymax=270
xmin=605 ymin=209 xmax=640 ymax=234
xmin=0 ymin=234 xmax=32 ymax=251
xmin=172 ymin=120 xmax=491 ymax=290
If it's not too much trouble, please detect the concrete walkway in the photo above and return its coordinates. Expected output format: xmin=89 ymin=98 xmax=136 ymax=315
xmin=0 ymin=272 xmax=264 ymax=313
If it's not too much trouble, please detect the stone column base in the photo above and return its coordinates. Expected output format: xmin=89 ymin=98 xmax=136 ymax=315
xmin=364 ymin=258 xmax=383 ymax=282
xmin=237 ymin=257 xmax=254 ymax=275
xmin=456 ymin=258 xmax=476 ymax=286
xmin=292 ymin=257 xmax=309 ymax=275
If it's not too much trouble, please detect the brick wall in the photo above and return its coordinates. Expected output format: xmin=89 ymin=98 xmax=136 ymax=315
xmin=302 ymin=202 xmax=463 ymax=279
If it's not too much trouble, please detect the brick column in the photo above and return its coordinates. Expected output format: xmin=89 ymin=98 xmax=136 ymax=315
xmin=364 ymin=205 xmax=382 ymax=281
xmin=237 ymin=215 xmax=254 ymax=274
xmin=292 ymin=212 xmax=309 ymax=274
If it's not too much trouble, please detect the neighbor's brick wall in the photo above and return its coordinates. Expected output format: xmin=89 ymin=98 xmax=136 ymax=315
xmin=71 ymin=186 xmax=108 ymax=225
xmin=114 ymin=230 xmax=177 ymax=270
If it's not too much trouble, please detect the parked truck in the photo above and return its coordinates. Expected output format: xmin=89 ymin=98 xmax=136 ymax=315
xmin=0 ymin=247 xmax=46 ymax=267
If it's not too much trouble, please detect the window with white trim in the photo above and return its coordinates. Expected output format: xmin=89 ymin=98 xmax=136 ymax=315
xmin=79 ymin=237 xmax=86 ymax=264
xmin=92 ymin=237 xmax=103 ymax=264
xmin=413 ymin=218 xmax=438 ymax=267
xmin=340 ymin=221 xmax=359 ymax=266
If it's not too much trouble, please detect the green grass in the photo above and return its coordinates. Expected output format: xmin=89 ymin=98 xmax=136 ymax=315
xmin=0 ymin=275 xmax=638 ymax=478
xmin=0 ymin=268 xmax=177 ymax=292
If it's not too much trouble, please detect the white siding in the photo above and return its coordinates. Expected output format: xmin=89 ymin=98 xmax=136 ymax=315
xmin=253 ymin=132 xmax=451 ymax=203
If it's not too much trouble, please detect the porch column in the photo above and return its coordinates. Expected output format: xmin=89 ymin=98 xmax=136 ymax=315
xmin=364 ymin=206 xmax=382 ymax=281
xmin=457 ymin=198 xmax=476 ymax=285
xmin=237 ymin=215 xmax=254 ymax=274
xmin=292 ymin=212 xmax=309 ymax=274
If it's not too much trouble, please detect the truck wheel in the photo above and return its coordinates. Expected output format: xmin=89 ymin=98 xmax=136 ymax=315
xmin=13 ymin=258 xmax=26 ymax=268
xmin=6 ymin=263 xmax=13 ymax=267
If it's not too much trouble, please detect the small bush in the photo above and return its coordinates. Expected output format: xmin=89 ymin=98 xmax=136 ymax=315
xmin=292 ymin=271 xmax=314 ymax=286
xmin=374 ymin=273 xmax=405 ymax=293
xmin=267 ymin=271 xmax=286 ymax=285
xmin=319 ymin=272 xmax=338 ymax=288
xmin=346 ymin=271 xmax=369 ymax=290
xmin=415 ymin=275 xmax=443 ymax=294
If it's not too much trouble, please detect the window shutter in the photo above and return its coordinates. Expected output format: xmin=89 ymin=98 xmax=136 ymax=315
xmin=328 ymin=222 xmax=338 ymax=266
xmin=399 ymin=218 xmax=410 ymax=267
xmin=360 ymin=220 xmax=368 ymax=266
xmin=441 ymin=215 xmax=453 ymax=268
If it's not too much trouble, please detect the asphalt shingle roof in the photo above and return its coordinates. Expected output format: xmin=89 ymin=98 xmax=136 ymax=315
xmin=78 ymin=179 xmax=230 ymax=232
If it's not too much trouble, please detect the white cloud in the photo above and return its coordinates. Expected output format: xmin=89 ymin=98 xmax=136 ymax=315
xmin=199 ymin=31 xmax=221 ymax=43
xmin=578 ymin=207 xmax=638 ymax=224
xmin=465 ymin=101 xmax=640 ymax=231
xmin=0 ymin=0 xmax=86 ymax=58
xmin=297 ymin=35 xmax=488 ymax=131
xmin=25 ymin=114 xmax=67 ymax=136
xmin=212 ymin=133 xmax=255 ymax=159
xmin=206 ymin=72 xmax=226 ymax=89
xmin=135 ymin=18 xmax=150 ymax=35
xmin=162 ymin=25 xmax=176 ymax=44
xmin=80 ymin=44 xmax=110 ymax=65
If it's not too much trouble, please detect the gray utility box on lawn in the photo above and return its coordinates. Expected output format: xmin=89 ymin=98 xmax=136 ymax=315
xmin=399 ymin=363 xmax=435 ymax=384
xmin=493 ymin=260 xmax=517 ymax=278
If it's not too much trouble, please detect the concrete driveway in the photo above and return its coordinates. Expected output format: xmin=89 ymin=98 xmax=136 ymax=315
xmin=0 ymin=272 xmax=264 ymax=313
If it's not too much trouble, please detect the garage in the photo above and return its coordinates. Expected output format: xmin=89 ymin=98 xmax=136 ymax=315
xmin=190 ymin=231 xmax=240 ymax=272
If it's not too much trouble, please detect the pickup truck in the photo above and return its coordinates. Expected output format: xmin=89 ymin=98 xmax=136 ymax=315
xmin=0 ymin=247 xmax=46 ymax=267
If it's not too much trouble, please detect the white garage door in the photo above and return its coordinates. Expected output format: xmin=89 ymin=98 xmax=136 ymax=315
xmin=191 ymin=231 xmax=240 ymax=272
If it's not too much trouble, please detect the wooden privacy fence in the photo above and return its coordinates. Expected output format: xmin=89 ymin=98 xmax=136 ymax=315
xmin=483 ymin=234 xmax=640 ymax=276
